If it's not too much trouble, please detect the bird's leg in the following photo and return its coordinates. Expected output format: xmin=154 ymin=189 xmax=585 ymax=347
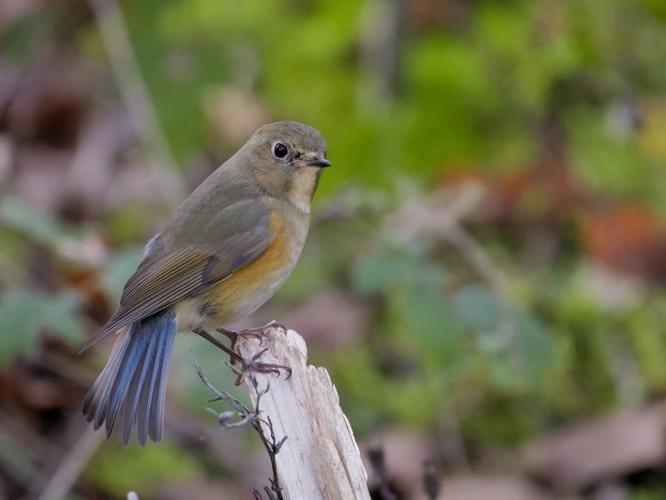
xmin=216 ymin=320 xmax=287 ymax=351
xmin=194 ymin=327 xmax=292 ymax=385
xmin=215 ymin=326 xmax=263 ymax=351
xmin=193 ymin=328 xmax=244 ymax=364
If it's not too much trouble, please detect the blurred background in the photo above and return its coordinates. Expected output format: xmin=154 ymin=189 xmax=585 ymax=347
xmin=1 ymin=0 xmax=666 ymax=498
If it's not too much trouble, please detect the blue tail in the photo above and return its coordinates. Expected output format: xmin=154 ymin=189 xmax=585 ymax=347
xmin=82 ymin=309 xmax=177 ymax=445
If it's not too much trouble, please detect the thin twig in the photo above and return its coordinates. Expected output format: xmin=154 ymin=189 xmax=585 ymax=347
xmin=193 ymin=357 xmax=286 ymax=499
xmin=388 ymin=184 xmax=517 ymax=348
xmin=254 ymin=414 xmax=287 ymax=499
xmin=442 ymin=220 xmax=516 ymax=346
xmin=193 ymin=359 xmax=257 ymax=426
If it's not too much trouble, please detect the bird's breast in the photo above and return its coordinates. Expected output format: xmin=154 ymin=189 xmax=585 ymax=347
xmin=176 ymin=209 xmax=308 ymax=330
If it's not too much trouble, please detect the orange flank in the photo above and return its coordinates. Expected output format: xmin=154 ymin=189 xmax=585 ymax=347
xmin=200 ymin=211 xmax=295 ymax=323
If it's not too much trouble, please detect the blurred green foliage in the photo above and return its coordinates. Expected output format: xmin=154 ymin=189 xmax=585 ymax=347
xmin=1 ymin=197 xmax=76 ymax=247
xmin=113 ymin=0 xmax=666 ymax=203
xmin=0 ymin=290 xmax=83 ymax=366
xmin=86 ymin=442 xmax=200 ymax=496
xmin=2 ymin=0 xmax=666 ymax=496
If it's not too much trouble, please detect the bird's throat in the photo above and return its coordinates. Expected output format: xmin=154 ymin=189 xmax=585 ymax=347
xmin=288 ymin=167 xmax=321 ymax=214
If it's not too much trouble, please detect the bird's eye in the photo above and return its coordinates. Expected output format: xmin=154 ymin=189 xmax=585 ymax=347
xmin=272 ymin=142 xmax=289 ymax=159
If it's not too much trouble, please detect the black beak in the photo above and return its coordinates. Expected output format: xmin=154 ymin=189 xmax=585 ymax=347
xmin=306 ymin=157 xmax=332 ymax=168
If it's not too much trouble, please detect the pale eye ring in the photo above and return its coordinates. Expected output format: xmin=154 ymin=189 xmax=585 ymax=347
xmin=272 ymin=142 xmax=290 ymax=159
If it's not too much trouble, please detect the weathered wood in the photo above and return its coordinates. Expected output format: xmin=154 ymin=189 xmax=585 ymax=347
xmin=236 ymin=325 xmax=370 ymax=500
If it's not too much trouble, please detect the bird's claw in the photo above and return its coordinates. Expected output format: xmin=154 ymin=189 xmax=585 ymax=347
xmin=232 ymin=348 xmax=292 ymax=386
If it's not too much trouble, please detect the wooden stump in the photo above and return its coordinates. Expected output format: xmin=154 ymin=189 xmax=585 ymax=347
xmin=236 ymin=325 xmax=370 ymax=500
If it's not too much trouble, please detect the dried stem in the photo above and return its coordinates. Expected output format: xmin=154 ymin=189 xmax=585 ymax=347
xmin=194 ymin=358 xmax=286 ymax=499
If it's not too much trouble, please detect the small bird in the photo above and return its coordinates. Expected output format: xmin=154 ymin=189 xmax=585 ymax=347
xmin=81 ymin=121 xmax=331 ymax=445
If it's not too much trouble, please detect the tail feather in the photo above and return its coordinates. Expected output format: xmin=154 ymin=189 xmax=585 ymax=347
xmin=120 ymin=338 xmax=151 ymax=443
xmin=82 ymin=309 xmax=177 ymax=445
xmin=82 ymin=334 xmax=130 ymax=426
xmin=152 ymin=326 xmax=176 ymax=441
xmin=105 ymin=333 xmax=150 ymax=436
xmin=146 ymin=326 xmax=174 ymax=442
xmin=136 ymin=347 xmax=159 ymax=445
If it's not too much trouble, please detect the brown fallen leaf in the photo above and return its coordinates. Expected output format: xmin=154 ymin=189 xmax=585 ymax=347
xmin=440 ymin=163 xmax=583 ymax=227
xmin=522 ymin=404 xmax=666 ymax=492
xmin=0 ymin=359 xmax=83 ymax=410
xmin=439 ymin=474 xmax=551 ymax=500
xmin=4 ymin=51 xmax=91 ymax=149
xmin=13 ymin=145 xmax=72 ymax=213
xmin=157 ymin=478 xmax=244 ymax=500
xmin=579 ymin=205 xmax=666 ymax=285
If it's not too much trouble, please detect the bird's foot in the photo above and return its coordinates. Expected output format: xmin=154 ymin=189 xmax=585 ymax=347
xmin=216 ymin=320 xmax=287 ymax=351
xmin=194 ymin=327 xmax=291 ymax=386
xmin=231 ymin=348 xmax=292 ymax=386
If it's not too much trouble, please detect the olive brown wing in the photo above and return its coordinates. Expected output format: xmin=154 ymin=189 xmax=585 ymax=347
xmin=80 ymin=199 xmax=271 ymax=352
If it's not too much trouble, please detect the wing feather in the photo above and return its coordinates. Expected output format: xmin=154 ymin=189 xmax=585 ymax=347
xmin=80 ymin=199 xmax=271 ymax=352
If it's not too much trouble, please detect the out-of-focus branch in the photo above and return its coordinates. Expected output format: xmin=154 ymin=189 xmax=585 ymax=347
xmin=387 ymin=183 xmax=516 ymax=346
xmin=87 ymin=0 xmax=186 ymax=209
xmin=36 ymin=428 xmax=105 ymax=500
xmin=195 ymin=357 xmax=286 ymax=499
xmin=357 ymin=0 xmax=405 ymax=109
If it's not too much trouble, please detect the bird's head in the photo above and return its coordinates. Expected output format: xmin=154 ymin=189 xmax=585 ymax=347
xmin=239 ymin=121 xmax=331 ymax=212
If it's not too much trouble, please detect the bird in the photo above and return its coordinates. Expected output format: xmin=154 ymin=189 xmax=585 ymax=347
xmin=81 ymin=121 xmax=331 ymax=445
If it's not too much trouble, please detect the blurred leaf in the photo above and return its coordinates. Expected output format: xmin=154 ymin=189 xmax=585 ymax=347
xmin=0 ymin=197 xmax=71 ymax=248
xmin=353 ymin=248 xmax=447 ymax=294
xmin=0 ymin=290 xmax=84 ymax=366
xmin=570 ymin=109 xmax=663 ymax=203
xmin=626 ymin=299 xmax=666 ymax=389
xmin=454 ymin=285 xmax=503 ymax=333
xmin=85 ymin=441 xmax=200 ymax=496
xmin=330 ymin=346 xmax=444 ymax=428
xmin=509 ymin=310 xmax=554 ymax=385
xmin=102 ymin=247 xmax=143 ymax=300
xmin=640 ymin=0 xmax=666 ymax=19
xmin=0 ymin=429 xmax=34 ymax=484
xmin=397 ymin=283 xmax=464 ymax=365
